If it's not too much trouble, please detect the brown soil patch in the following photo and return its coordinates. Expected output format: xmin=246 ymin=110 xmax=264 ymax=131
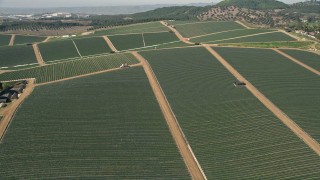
xmin=159 ymin=21 xmax=193 ymax=45
xmin=204 ymin=45 xmax=320 ymax=156
xmin=273 ymin=49 xmax=320 ymax=76
xmin=131 ymin=51 xmax=206 ymax=180
xmin=0 ymin=79 xmax=35 ymax=141
xmin=9 ymin=34 xmax=15 ymax=46
xmin=32 ymin=44 xmax=45 ymax=66
xmin=103 ymin=36 xmax=118 ymax=52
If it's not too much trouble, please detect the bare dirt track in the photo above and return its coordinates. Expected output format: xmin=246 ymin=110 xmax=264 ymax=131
xmin=235 ymin=21 xmax=251 ymax=29
xmin=9 ymin=34 xmax=15 ymax=46
xmin=32 ymin=44 xmax=45 ymax=66
xmin=279 ymin=30 xmax=300 ymax=41
xmin=131 ymin=51 xmax=206 ymax=180
xmin=204 ymin=45 xmax=320 ymax=156
xmin=159 ymin=21 xmax=193 ymax=45
xmin=273 ymin=49 xmax=320 ymax=76
xmin=43 ymin=36 xmax=51 ymax=42
xmin=103 ymin=36 xmax=118 ymax=52
xmin=0 ymin=79 xmax=35 ymax=141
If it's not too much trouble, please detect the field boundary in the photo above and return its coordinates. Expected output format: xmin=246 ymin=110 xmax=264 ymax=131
xmin=0 ymin=78 xmax=35 ymax=142
xmin=72 ymin=40 xmax=83 ymax=58
xmin=132 ymin=51 xmax=206 ymax=180
xmin=204 ymin=45 xmax=320 ymax=156
xmin=43 ymin=36 xmax=51 ymax=42
xmin=103 ymin=36 xmax=118 ymax=52
xmin=235 ymin=20 xmax=251 ymax=29
xmin=189 ymin=28 xmax=246 ymax=39
xmin=9 ymin=34 xmax=15 ymax=46
xmin=36 ymin=63 xmax=142 ymax=86
xmin=159 ymin=21 xmax=193 ymax=44
xmin=273 ymin=49 xmax=320 ymax=75
xmin=279 ymin=30 xmax=301 ymax=41
xmin=32 ymin=44 xmax=45 ymax=66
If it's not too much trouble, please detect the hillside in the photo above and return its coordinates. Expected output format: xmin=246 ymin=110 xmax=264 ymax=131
xmin=216 ymin=0 xmax=289 ymax=10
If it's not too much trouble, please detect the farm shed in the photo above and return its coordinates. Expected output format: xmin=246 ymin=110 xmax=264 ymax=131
xmin=0 ymin=97 xmax=10 ymax=103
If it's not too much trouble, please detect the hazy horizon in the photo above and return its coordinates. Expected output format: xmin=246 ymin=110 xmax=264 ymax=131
xmin=0 ymin=0 xmax=304 ymax=8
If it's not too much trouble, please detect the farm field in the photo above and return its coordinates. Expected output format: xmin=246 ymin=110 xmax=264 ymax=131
xmin=0 ymin=53 xmax=139 ymax=83
xmin=0 ymin=67 xmax=190 ymax=179
xmin=94 ymin=22 xmax=169 ymax=36
xmin=190 ymin=29 xmax=276 ymax=43
xmin=280 ymin=49 xmax=320 ymax=71
xmin=73 ymin=37 xmax=112 ymax=56
xmin=215 ymin=32 xmax=295 ymax=44
xmin=0 ymin=34 xmax=11 ymax=46
xmin=13 ymin=35 xmax=47 ymax=45
xmin=144 ymin=31 xmax=179 ymax=46
xmin=140 ymin=47 xmax=320 ymax=179
xmin=109 ymin=34 xmax=144 ymax=51
xmin=38 ymin=40 xmax=80 ymax=62
xmin=214 ymin=47 xmax=320 ymax=142
xmin=0 ymin=45 xmax=37 ymax=69
xmin=173 ymin=21 xmax=245 ymax=38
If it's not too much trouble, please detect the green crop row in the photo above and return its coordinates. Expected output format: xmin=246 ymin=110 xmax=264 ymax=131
xmin=0 ymin=45 xmax=37 ymax=69
xmin=0 ymin=53 xmax=139 ymax=83
xmin=140 ymin=47 xmax=320 ymax=179
xmin=280 ymin=49 xmax=320 ymax=71
xmin=174 ymin=21 xmax=245 ymax=38
xmin=14 ymin=35 xmax=47 ymax=45
xmin=214 ymin=47 xmax=320 ymax=143
xmin=0 ymin=67 xmax=189 ymax=179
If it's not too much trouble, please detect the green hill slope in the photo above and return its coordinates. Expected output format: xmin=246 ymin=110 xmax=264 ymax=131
xmin=216 ymin=0 xmax=289 ymax=9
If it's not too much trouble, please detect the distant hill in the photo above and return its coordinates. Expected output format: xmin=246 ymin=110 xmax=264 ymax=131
xmin=216 ymin=0 xmax=289 ymax=10
xmin=284 ymin=1 xmax=320 ymax=13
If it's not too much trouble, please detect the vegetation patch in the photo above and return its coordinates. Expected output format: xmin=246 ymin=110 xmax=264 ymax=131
xmin=144 ymin=31 xmax=179 ymax=46
xmin=214 ymin=47 xmax=320 ymax=142
xmin=0 ymin=67 xmax=189 ymax=179
xmin=0 ymin=45 xmax=37 ymax=69
xmin=73 ymin=37 xmax=112 ymax=56
xmin=13 ymin=35 xmax=46 ymax=45
xmin=0 ymin=34 xmax=11 ymax=46
xmin=218 ymin=41 xmax=314 ymax=49
xmin=281 ymin=49 xmax=320 ymax=71
xmin=215 ymin=32 xmax=296 ymax=43
xmin=140 ymin=47 xmax=320 ymax=179
xmin=38 ymin=40 xmax=80 ymax=61
xmin=0 ymin=53 xmax=138 ymax=83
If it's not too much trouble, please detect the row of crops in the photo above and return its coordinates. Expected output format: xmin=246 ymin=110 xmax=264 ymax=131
xmin=280 ymin=49 xmax=320 ymax=71
xmin=0 ymin=53 xmax=139 ymax=83
xmin=0 ymin=45 xmax=37 ymax=69
xmin=170 ymin=21 xmax=245 ymax=38
xmin=0 ymin=67 xmax=190 ymax=179
xmin=214 ymin=47 xmax=320 ymax=143
xmin=108 ymin=31 xmax=179 ymax=51
xmin=140 ymin=47 xmax=320 ymax=179
xmin=14 ymin=35 xmax=47 ymax=45
xmin=94 ymin=21 xmax=169 ymax=36
xmin=0 ymin=34 xmax=12 ymax=46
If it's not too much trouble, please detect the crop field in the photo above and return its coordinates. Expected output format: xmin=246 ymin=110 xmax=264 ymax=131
xmin=140 ymin=47 xmax=320 ymax=179
xmin=173 ymin=21 xmax=245 ymax=38
xmin=94 ymin=22 xmax=169 ymax=36
xmin=38 ymin=40 xmax=80 ymax=62
xmin=215 ymin=32 xmax=295 ymax=44
xmin=109 ymin=34 xmax=144 ymax=51
xmin=0 ymin=34 xmax=11 ymax=46
xmin=0 ymin=67 xmax=190 ymax=179
xmin=144 ymin=31 xmax=179 ymax=46
xmin=214 ymin=47 xmax=320 ymax=142
xmin=13 ymin=35 xmax=47 ymax=45
xmin=0 ymin=53 xmax=139 ymax=83
xmin=280 ymin=49 xmax=320 ymax=71
xmin=190 ymin=29 xmax=276 ymax=43
xmin=0 ymin=45 xmax=37 ymax=69
xmin=73 ymin=37 xmax=112 ymax=56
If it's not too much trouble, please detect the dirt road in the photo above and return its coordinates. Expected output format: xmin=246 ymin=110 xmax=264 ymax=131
xmin=273 ymin=49 xmax=320 ymax=76
xmin=43 ymin=36 xmax=51 ymax=42
xmin=235 ymin=21 xmax=251 ymax=29
xmin=9 ymin=34 xmax=15 ymax=46
xmin=279 ymin=30 xmax=300 ymax=41
xmin=204 ymin=45 xmax=320 ymax=156
xmin=159 ymin=21 xmax=193 ymax=45
xmin=103 ymin=36 xmax=118 ymax=52
xmin=32 ymin=44 xmax=45 ymax=66
xmin=131 ymin=51 xmax=206 ymax=180
xmin=0 ymin=79 xmax=35 ymax=142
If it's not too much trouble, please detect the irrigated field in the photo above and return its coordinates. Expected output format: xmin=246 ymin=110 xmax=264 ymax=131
xmin=173 ymin=21 xmax=245 ymax=38
xmin=73 ymin=37 xmax=112 ymax=56
xmin=214 ymin=47 xmax=320 ymax=142
xmin=144 ymin=31 xmax=179 ymax=46
xmin=13 ymin=35 xmax=47 ymax=45
xmin=0 ymin=45 xmax=37 ymax=69
xmin=140 ymin=47 xmax=320 ymax=179
xmin=0 ymin=34 xmax=11 ymax=46
xmin=94 ymin=22 xmax=169 ymax=36
xmin=215 ymin=32 xmax=295 ymax=44
xmin=190 ymin=29 xmax=276 ymax=43
xmin=38 ymin=40 xmax=80 ymax=62
xmin=0 ymin=67 xmax=190 ymax=179
xmin=0 ymin=53 xmax=138 ymax=83
xmin=280 ymin=49 xmax=320 ymax=71
xmin=109 ymin=34 xmax=144 ymax=51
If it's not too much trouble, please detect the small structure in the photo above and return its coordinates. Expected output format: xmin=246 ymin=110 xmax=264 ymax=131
xmin=234 ymin=80 xmax=246 ymax=87
xmin=195 ymin=42 xmax=201 ymax=45
xmin=120 ymin=63 xmax=130 ymax=68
